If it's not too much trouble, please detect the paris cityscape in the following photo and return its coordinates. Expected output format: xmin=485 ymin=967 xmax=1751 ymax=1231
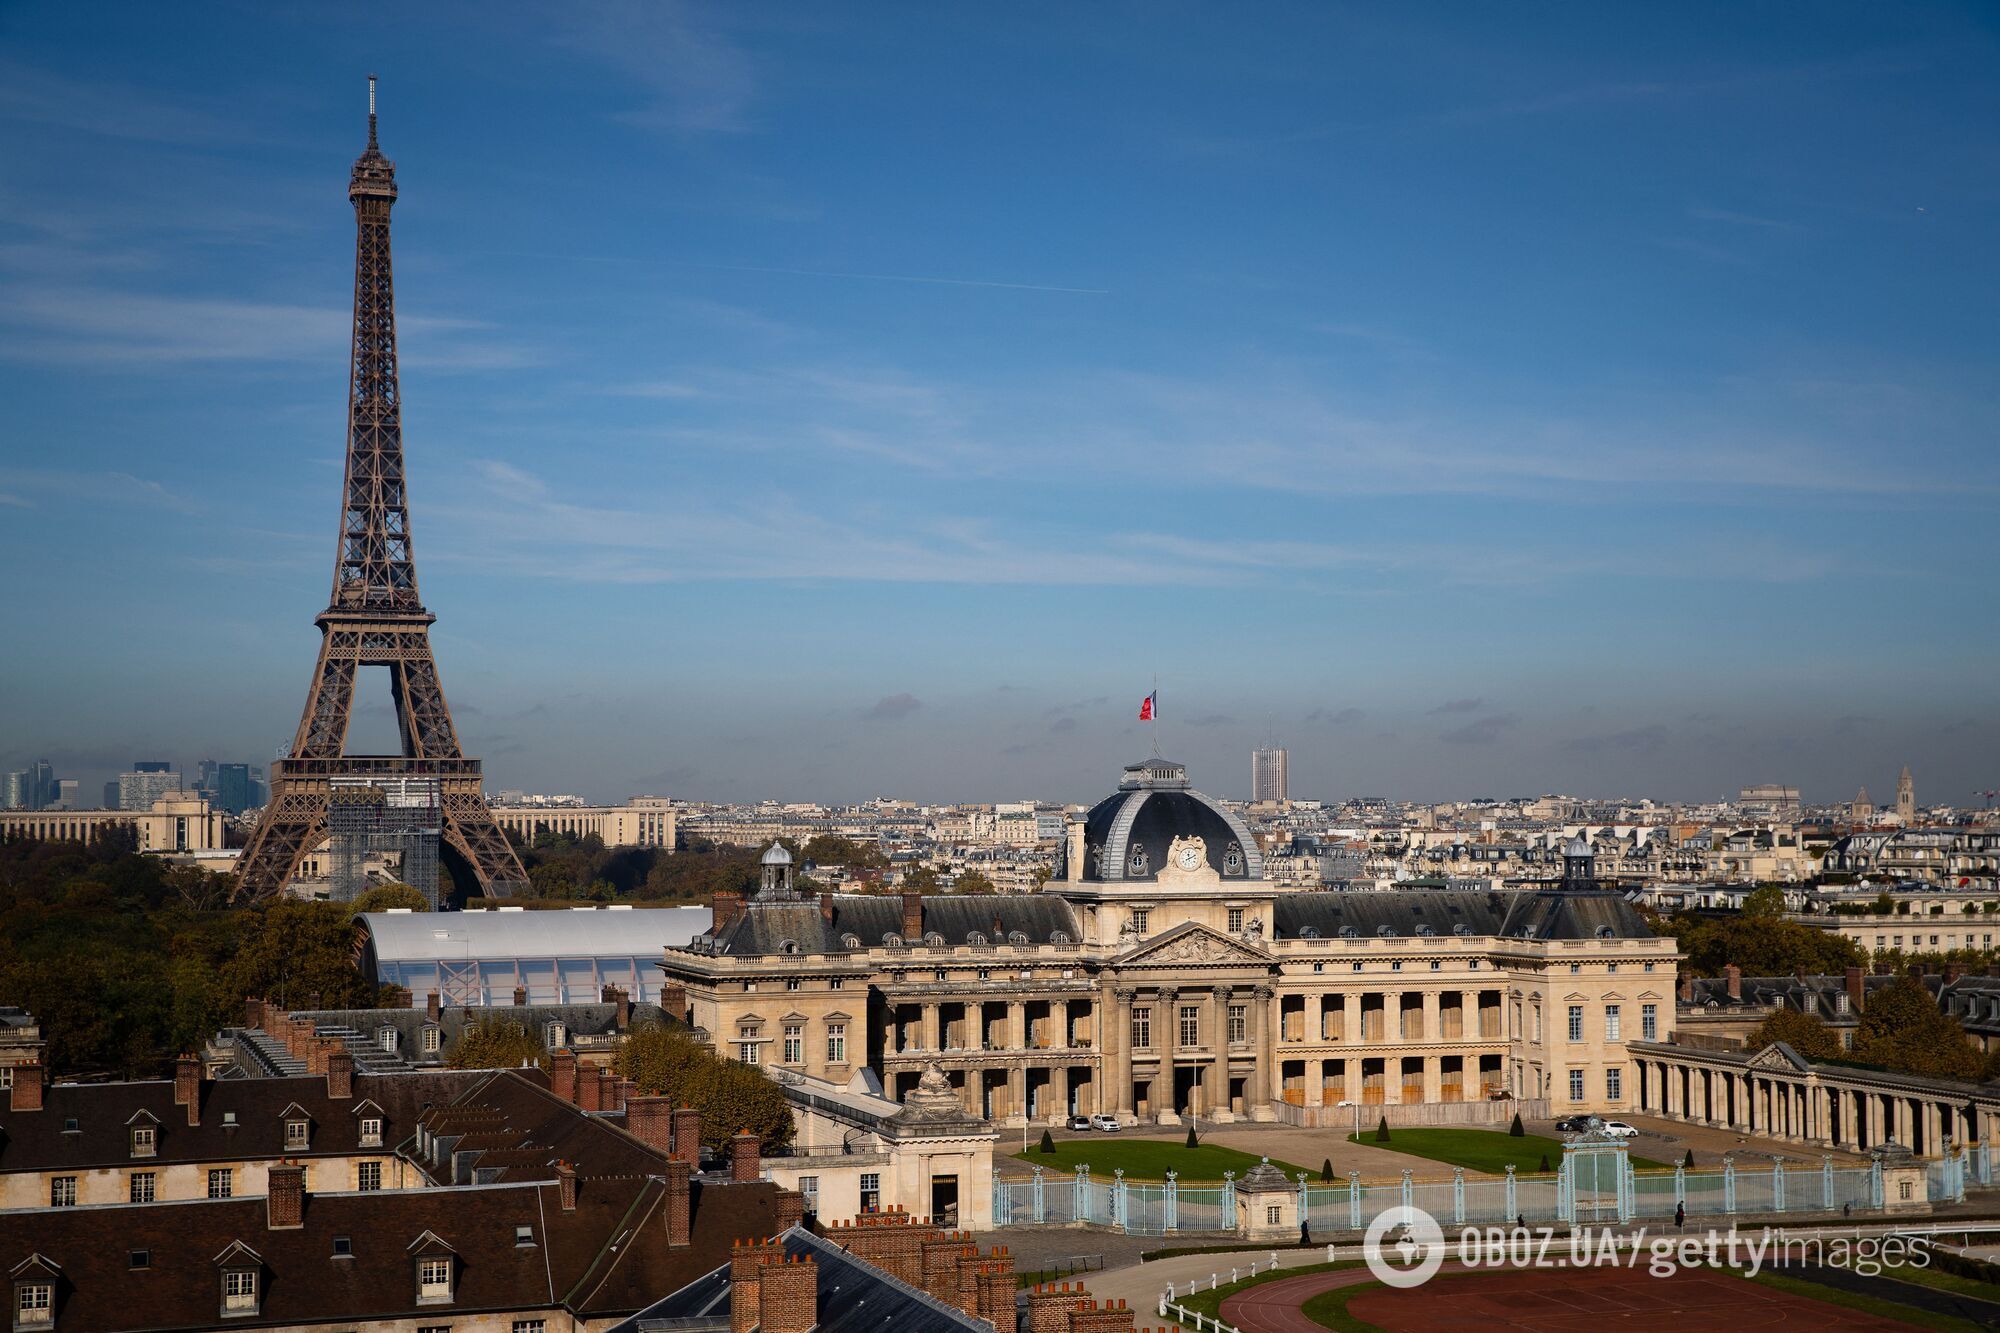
xmin=3 ymin=6 xmax=1999 ymax=1332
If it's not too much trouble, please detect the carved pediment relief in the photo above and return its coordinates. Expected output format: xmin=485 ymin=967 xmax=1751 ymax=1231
xmin=1115 ymin=923 xmax=1270 ymax=968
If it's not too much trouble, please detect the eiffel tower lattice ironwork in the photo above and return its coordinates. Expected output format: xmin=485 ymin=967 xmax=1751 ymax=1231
xmin=234 ymin=78 xmax=527 ymax=903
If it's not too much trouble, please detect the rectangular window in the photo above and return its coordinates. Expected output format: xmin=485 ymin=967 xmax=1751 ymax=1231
xmin=360 ymin=1116 xmax=383 ymax=1147
xmin=358 ymin=1160 xmax=383 ymax=1191
xmin=786 ymin=979 xmax=802 ymax=991
xmin=1266 ymin=1204 xmax=1281 ymax=1224
xmin=130 ymin=1171 xmax=156 ymax=1204
xmin=132 ymin=1124 xmax=156 ymax=1157
xmin=783 ymin=1024 xmax=804 ymax=1065
xmin=1132 ymin=1007 xmax=1152 ymax=1050
xmin=1179 ymin=1006 xmax=1200 ymax=1048
xmin=799 ymin=1175 xmax=819 ymax=1211
xmin=208 ymin=1168 xmax=233 ymax=1199
xmin=223 ymin=1269 xmax=258 ymax=1312
xmin=1568 ymin=1069 xmax=1585 ymax=1102
xmin=1567 ymin=1006 xmax=1584 ymax=1043
xmin=1641 ymin=1003 xmax=1657 ymax=1041
xmin=49 ymin=1176 xmax=76 ymax=1207
xmin=512 ymin=1322 xmax=547 ymax=1333
xmin=418 ymin=1256 xmax=453 ymax=1301
xmin=1229 ymin=1005 xmax=1247 ymax=1044
xmin=859 ymin=1172 xmax=881 ymax=1214
xmin=17 ymin=1283 xmax=52 ymax=1329
xmin=1533 ymin=1005 xmax=1542 ymax=1042
xmin=285 ymin=1120 xmax=310 ymax=1149
xmin=1130 ymin=909 xmax=1149 ymax=934
xmin=1606 ymin=1067 xmax=1623 ymax=1100
xmin=826 ymin=1023 xmax=847 ymax=1064
xmin=1603 ymin=1005 xmax=1621 ymax=1043
xmin=1227 ymin=907 xmax=1245 ymax=933
xmin=422 ymin=1026 xmax=441 ymax=1053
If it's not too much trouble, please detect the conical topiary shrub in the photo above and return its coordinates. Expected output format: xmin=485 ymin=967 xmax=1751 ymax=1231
xmin=1039 ymin=1129 xmax=1056 ymax=1154
xmin=1509 ymin=1112 xmax=1524 ymax=1137
xmin=1321 ymin=1158 xmax=1334 ymax=1183
xmin=1186 ymin=1124 xmax=1199 ymax=1149
xmin=1683 ymin=1148 xmax=1695 ymax=1169
xmin=1375 ymin=1115 xmax=1391 ymax=1142
xmin=1538 ymin=1153 xmax=1552 ymax=1174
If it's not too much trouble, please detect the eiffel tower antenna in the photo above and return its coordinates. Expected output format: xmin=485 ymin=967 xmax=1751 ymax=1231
xmin=234 ymin=79 xmax=527 ymax=904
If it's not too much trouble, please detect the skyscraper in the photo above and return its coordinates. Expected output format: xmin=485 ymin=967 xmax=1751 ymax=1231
xmin=117 ymin=770 xmax=182 ymax=811
xmin=1252 ymin=746 xmax=1289 ymax=803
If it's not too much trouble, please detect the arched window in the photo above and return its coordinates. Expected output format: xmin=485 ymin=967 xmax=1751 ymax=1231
xmin=1050 ymin=930 xmax=1071 ymax=945
xmin=840 ymin=933 xmax=862 ymax=949
xmin=967 ymin=931 xmax=987 ymax=946
xmin=883 ymin=932 xmax=903 ymax=946
xmin=1008 ymin=931 xmax=1029 ymax=945
xmin=923 ymin=931 xmax=945 ymax=947
xmin=1299 ymin=926 xmax=1320 ymax=939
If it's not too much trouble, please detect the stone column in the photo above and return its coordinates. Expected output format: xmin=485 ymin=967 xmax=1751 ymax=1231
xmin=1387 ymin=990 xmax=1404 ymax=1042
xmin=1460 ymin=990 xmax=1478 ymax=1041
xmin=1420 ymin=990 xmax=1439 ymax=1045
xmin=1343 ymin=991 xmax=1360 ymax=1045
xmin=1255 ymin=986 xmax=1281 ymax=1118
xmin=1007 ymin=1065 xmax=1026 ymax=1124
xmin=1054 ymin=999 xmax=1071 ymax=1050
xmin=1111 ymin=988 xmax=1135 ymax=1119
xmin=1422 ymin=1055 xmax=1440 ymax=1105
xmin=923 ymin=1003 xmax=941 ymax=1053
xmin=1009 ymin=1001 xmax=1027 ymax=1052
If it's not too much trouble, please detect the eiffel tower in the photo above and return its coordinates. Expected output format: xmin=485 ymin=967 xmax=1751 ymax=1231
xmin=234 ymin=79 xmax=527 ymax=903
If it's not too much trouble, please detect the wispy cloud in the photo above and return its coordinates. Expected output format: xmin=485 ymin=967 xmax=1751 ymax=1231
xmin=862 ymin=693 xmax=922 ymax=722
xmin=0 ymin=58 xmax=241 ymax=145
xmin=1688 ymin=206 xmax=1803 ymax=232
xmin=1428 ymin=697 xmax=1484 ymax=715
xmin=0 ymin=467 xmax=198 ymax=514
xmin=1441 ymin=714 xmax=1517 ymax=745
xmin=1564 ymin=724 xmax=1669 ymax=755
xmin=557 ymin=3 xmax=760 ymax=134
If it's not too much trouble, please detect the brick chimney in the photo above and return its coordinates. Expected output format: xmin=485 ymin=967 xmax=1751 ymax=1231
xmin=758 ymin=1254 xmax=818 ymax=1333
xmin=513 ymin=985 xmax=528 ymax=1006
xmin=730 ymin=1129 xmax=761 ymax=1182
xmin=730 ymin=1239 xmax=780 ymax=1333
xmin=664 ymin=1158 xmax=691 ymax=1246
xmin=267 ymin=1161 xmax=305 ymax=1229
xmin=325 ymin=1047 xmax=353 ymax=1100
xmin=1946 ymin=961 xmax=1969 ymax=983
xmin=1026 ymin=1283 xmax=1075 ymax=1333
xmin=612 ymin=986 xmax=631 ymax=1028
xmin=175 ymin=1053 xmax=201 ymax=1124
xmin=978 ymin=1262 xmax=1016 ymax=1333
xmin=775 ymin=1188 xmax=806 ymax=1231
xmin=426 ymin=990 xmax=442 ymax=1023
xmin=713 ymin=890 xmax=744 ymax=934
xmin=10 ymin=1058 xmax=43 ymax=1113
xmin=1725 ymin=964 xmax=1742 ymax=1002
xmin=1677 ymin=971 xmax=1694 ymax=1003
xmin=595 ymin=1065 xmax=618 ymax=1111
xmin=672 ymin=1105 xmax=703 ymax=1166
xmin=244 ymin=996 xmax=264 ymax=1030
xmin=820 ymin=891 xmax=836 ymax=924
xmin=659 ymin=982 xmax=688 ymax=1024
xmin=902 ymin=891 xmax=924 ymax=942
xmin=550 ymin=1049 xmax=578 ymax=1104
xmin=556 ymin=1160 xmax=577 ymax=1211
xmin=627 ymin=1095 xmax=673 ymax=1152
xmin=579 ymin=1063 xmax=604 ymax=1112
xmin=1846 ymin=965 xmax=1866 ymax=1012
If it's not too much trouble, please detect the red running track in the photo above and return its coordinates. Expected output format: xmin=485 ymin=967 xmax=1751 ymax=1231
xmin=1220 ymin=1263 xmax=1916 ymax=1332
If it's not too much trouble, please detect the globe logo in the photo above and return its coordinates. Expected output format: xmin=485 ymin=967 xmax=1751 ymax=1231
xmin=1362 ymin=1204 xmax=1445 ymax=1289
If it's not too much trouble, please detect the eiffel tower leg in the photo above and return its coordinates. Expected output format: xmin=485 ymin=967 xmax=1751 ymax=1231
xmin=233 ymin=792 xmax=329 ymax=903
xmin=440 ymin=788 xmax=528 ymax=898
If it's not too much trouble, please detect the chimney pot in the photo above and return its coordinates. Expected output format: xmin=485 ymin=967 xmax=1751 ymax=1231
xmin=513 ymin=985 xmax=528 ymax=1006
xmin=1725 ymin=964 xmax=1742 ymax=1001
xmin=556 ymin=1160 xmax=577 ymax=1211
xmin=267 ymin=1161 xmax=305 ymax=1229
xmin=730 ymin=1129 xmax=761 ymax=1182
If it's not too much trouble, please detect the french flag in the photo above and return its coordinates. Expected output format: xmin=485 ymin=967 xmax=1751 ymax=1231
xmin=1139 ymin=690 xmax=1157 ymax=721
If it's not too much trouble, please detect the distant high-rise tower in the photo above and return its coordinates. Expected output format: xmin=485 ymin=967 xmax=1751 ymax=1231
xmin=1252 ymin=746 xmax=1289 ymax=803
xmin=233 ymin=78 xmax=526 ymax=903
xmin=1896 ymin=765 xmax=1915 ymax=822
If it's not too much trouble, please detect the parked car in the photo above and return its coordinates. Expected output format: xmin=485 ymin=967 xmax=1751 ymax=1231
xmin=1089 ymin=1114 xmax=1122 ymax=1132
xmin=1600 ymin=1121 xmax=1638 ymax=1138
xmin=1554 ymin=1116 xmax=1590 ymax=1133
xmin=1069 ymin=1114 xmax=1092 ymax=1132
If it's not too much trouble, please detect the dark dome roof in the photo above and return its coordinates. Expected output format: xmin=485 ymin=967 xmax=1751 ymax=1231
xmin=1076 ymin=759 xmax=1263 ymax=883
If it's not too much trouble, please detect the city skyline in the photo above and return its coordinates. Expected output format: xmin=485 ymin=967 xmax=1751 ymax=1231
xmin=3 ymin=4 xmax=1998 ymax=805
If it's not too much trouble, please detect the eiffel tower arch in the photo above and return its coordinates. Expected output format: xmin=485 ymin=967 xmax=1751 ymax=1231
xmin=234 ymin=79 xmax=527 ymax=904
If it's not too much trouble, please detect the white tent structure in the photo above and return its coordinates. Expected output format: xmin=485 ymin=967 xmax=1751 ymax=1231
xmin=356 ymin=905 xmax=710 ymax=1008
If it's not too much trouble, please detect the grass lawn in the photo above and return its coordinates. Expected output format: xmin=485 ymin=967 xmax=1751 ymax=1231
xmin=1348 ymin=1126 xmax=1667 ymax=1173
xmin=1011 ymin=1137 xmax=1315 ymax=1181
xmin=1746 ymin=1270 xmax=1984 ymax=1332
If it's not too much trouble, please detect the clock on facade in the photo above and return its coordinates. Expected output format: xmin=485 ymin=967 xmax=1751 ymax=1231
xmin=1175 ymin=842 xmax=1204 ymax=871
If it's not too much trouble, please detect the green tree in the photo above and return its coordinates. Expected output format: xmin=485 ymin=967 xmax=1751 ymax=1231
xmin=899 ymin=865 xmax=944 ymax=895
xmin=351 ymin=882 xmax=429 ymax=914
xmin=222 ymin=901 xmax=381 ymax=1010
xmin=953 ymin=869 xmax=997 ymax=895
xmin=801 ymin=835 xmax=885 ymax=870
xmin=1185 ymin=1124 xmax=1199 ymax=1149
xmin=1853 ymin=974 xmax=1985 ymax=1080
xmin=448 ymin=1020 xmax=548 ymax=1070
xmin=613 ymin=1022 xmax=794 ymax=1151
xmin=1741 ymin=885 xmax=1786 ymax=918
xmin=1683 ymin=1149 xmax=1695 ymax=1169
xmin=1745 ymin=1007 xmax=1842 ymax=1061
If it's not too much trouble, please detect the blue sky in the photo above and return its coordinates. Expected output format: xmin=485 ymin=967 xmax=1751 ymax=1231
xmin=2 ymin=2 xmax=1997 ymax=807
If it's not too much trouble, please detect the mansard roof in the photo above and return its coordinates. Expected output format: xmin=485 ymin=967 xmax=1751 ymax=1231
xmin=1272 ymin=888 xmax=1655 ymax=942
xmin=698 ymin=893 xmax=1079 ymax=956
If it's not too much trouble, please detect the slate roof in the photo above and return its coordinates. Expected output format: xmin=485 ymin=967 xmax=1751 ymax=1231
xmin=0 ymin=1070 xmax=482 ymax=1175
xmin=0 ymin=1070 xmax=791 ymax=1331
xmin=611 ymin=1225 xmax=987 ymax=1333
xmin=1272 ymin=889 xmax=1655 ymax=941
xmin=697 ymin=893 xmax=1079 ymax=955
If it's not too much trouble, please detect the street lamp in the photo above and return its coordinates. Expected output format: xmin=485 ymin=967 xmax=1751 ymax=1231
xmin=1337 ymin=1099 xmax=1359 ymax=1143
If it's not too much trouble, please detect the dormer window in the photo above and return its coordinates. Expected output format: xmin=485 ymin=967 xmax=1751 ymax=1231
xmin=222 ymin=1267 xmax=259 ymax=1316
xmin=1224 ymin=843 xmax=1244 ymax=875
xmin=14 ymin=1282 xmax=53 ymax=1331
xmin=416 ymin=1256 xmax=454 ymax=1304
xmin=421 ymin=1025 xmax=441 ymax=1054
xmin=1128 ymin=847 xmax=1149 ymax=876
xmin=359 ymin=1116 xmax=383 ymax=1148
xmin=377 ymin=1026 xmax=399 ymax=1054
xmin=544 ymin=1021 xmax=566 ymax=1049
xmin=283 ymin=1118 xmax=310 ymax=1150
xmin=131 ymin=1123 xmax=157 ymax=1158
